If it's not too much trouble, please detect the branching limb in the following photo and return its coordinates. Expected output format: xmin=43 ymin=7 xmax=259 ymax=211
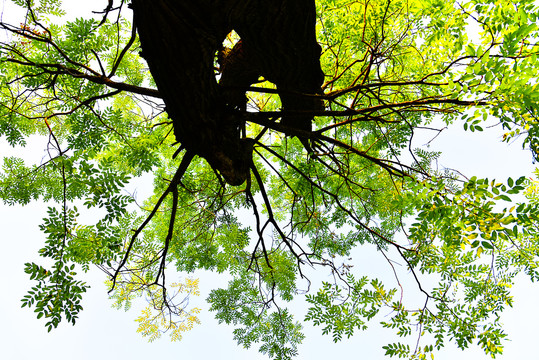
xmin=109 ymin=150 xmax=195 ymax=292
xmin=108 ymin=20 xmax=137 ymax=78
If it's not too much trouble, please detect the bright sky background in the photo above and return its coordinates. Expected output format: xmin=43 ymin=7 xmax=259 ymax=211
xmin=1 ymin=1 xmax=538 ymax=360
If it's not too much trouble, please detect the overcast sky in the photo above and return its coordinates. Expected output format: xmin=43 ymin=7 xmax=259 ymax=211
xmin=1 ymin=1 xmax=538 ymax=360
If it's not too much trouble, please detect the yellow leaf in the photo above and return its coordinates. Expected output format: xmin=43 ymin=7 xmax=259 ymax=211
xmin=476 ymin=247 xmax=483 ymax=257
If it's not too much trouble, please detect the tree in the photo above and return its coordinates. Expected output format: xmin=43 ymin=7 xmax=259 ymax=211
xmin=1 ymin=0 xmax=539 ymax=358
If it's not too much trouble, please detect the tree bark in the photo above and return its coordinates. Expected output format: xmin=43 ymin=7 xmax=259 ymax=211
xmin=131 ymin=0 xmax=324 ymax=185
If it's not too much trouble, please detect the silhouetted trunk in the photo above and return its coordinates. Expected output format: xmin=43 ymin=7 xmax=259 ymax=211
xmin=131 ymin=0 xmax=324 ymax=185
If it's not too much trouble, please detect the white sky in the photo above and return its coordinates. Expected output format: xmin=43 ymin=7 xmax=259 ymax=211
xmin=1 ymin=1 xmax=538 ymax=360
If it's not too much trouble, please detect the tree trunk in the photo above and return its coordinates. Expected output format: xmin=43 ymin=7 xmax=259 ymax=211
xmin=131 ymin=0 xmax=324 ymax=185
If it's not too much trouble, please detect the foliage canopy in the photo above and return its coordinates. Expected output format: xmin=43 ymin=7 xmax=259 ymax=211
xmin=1 ymin=0 xmax=539 ymax=359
